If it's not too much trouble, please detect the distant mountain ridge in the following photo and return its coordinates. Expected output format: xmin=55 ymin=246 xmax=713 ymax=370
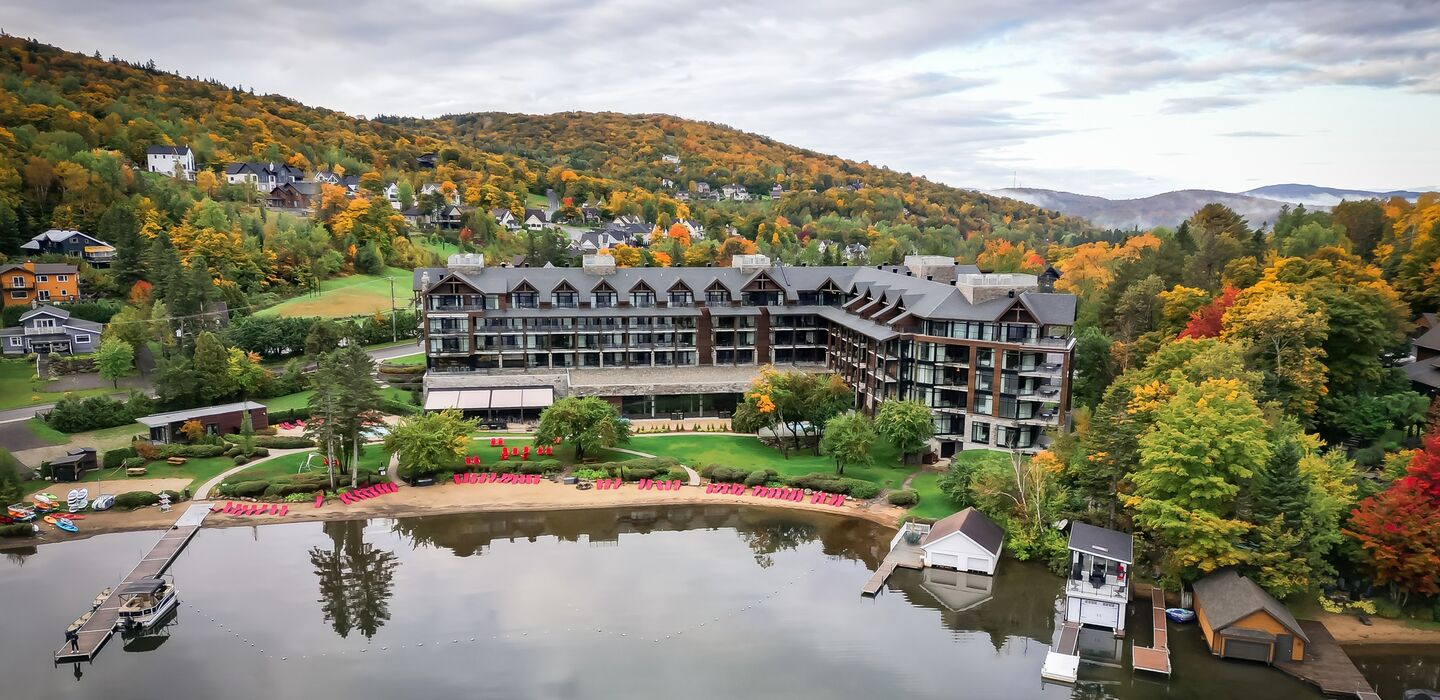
xmin=988 ymin=184 xmax=1429 ymax=230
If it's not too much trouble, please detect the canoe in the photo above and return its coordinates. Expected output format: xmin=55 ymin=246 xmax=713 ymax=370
xmin=1165 ymin=608 xmax=1196 ymax=624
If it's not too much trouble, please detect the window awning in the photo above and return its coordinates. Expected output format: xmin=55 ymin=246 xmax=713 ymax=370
xmin=424 ymin=387 xmax=554 ymax=411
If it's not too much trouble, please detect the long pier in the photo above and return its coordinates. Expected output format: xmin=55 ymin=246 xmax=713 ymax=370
xmin=860 ymin=535 xmax=923 ymax=596
xmin=1132 ymin=587 xmax=1172 ymax=676
xmin=54 ymin=503 xmax=212 ymax=663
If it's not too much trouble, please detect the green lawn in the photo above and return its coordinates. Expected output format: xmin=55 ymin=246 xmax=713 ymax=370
xmin=907 ymin=451 xmax=1014 ymax=520
xmin=382 ymin=353 xmax=425 ymax=366
xmin=228 ymin=446 xmax=391 ymax=484
xmin=525 ymin=192 xmax=549 ymax=208
xmin=461 ymin=434 xmax=632 ymax=466
xmin=262 ymin=387 xmax=414 ymax=414
xmin=629 ymin=434 xmax=910 ymax=489
xmin=255 ymin=267 xmax=412 ymax=319
xmin=26 ymin=456 xmax=237 ymax=495
xmin=0 ymin=359 xmax=117 ymax=410
xmin=413 ymin=236 xmax=460 ymax=258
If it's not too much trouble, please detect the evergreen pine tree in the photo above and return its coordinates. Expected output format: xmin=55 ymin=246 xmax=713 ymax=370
xmin=1252 ymin=436 xmax=1309 ymax=527
xmin=0 ymin=202 xmax=23 ymax=255
xmin=96 ymin=201 xmax=144 ymax=287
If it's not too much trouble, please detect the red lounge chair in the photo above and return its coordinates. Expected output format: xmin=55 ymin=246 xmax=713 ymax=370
xmin=810 ymin=492 xmax=822 ymax=504
xmin=267 ymin=504 xmax=278 ymax=515
xmin=278 ymin=505 xmax=288 ymax=516
xmin=612 ymin=478 xmax=622 ymax=489
xmin=598 ymin=479 xmax=609 ymax=490
xmin=453 ymin=473 xmax=463 ymax=485
xmin=387 ymin=483 xmax=397 ymax=493
xmin=314 ymin=493 xmax=324 ymax=508
xmin=705 ymin=483 xmax=715 ymax=494
xmin=833 ymin=494 xmax=845 ymax=506
xmin=339 ymin=492 xmax=351 ymax=505
xmin=639 ymin=478 xmax=650 ymax=490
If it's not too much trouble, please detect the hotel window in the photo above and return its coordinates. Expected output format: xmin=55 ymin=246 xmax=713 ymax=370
xmin=976 ymin=348 xmax=994 ymax=368
xmin=553 ymin=291 xmax=578 ymax=308
xmin=510 ymin=292 xmax=538 ymax=308
xmin=668 ymin=291 xmax=693 ymax=306
xmin=631 ymin=291 xmax=656 ymax=307
xmin=594 ymin=291 xmax=617 ymax=308
xmin=971 ymin=421 xmax=991 ymax=444
xmin=36 ymin=275 xmax=48 ymax=283
xmin=706 ymin=290 xmax=730 ymax=304
xmin=37 ymin=291 xmax=50 ymax=301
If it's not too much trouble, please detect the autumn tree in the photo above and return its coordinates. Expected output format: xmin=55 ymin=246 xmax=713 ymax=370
xmin=1346 ymin=431 xmax=1440 ymax=602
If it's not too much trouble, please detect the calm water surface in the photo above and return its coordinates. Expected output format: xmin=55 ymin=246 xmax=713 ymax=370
xmin=0 ymin=506 xmax=1396 ymax=699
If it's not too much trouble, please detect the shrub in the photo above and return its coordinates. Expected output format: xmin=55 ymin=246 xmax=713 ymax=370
xmin=233 ymin=455 xmax=249 ymax=465
xmin=134 ymin=440 xmax=161 ymax=461
xmin=573 ymin=468 xmax=608 ymax=480
xmin=535 ymin=459 xmax=561 ymax=474
xmin=229 ymin=434 xmax=315 ymax=449
xmin=618 ymin=467 xmax=658 ymax=482
xmin=228 ymin=481 xmax=270 ymax=497
xmin=516 ymin=461 xmax=551 ymax=475
xmin=113 ymin=491 xmax=160 ymax=509
xmin=121 ymin=456 xmax=147 ymax=469
xmin=102 ymin=446 xmax=138 ymax=469
xmin=0 ymin=523 xmax=35 ymax=537
xmin=666 ymin=467 xmax=691 ymax=482
xmin=705 ymin=466 xmax=750 ymax=483
xmin=844 ymin=480 xmax=880 ymax=500
xmin=743 ymin=469 xmax=777 ymax=487
xmin=44 ymin=394 xmax=151 ymax=433
xmin=162 ymin=444 xmax=227 ymax=458
xmin=886 ymin=489 xmax=919 ymax=507
xmin=787 ymin=473 xmax=848 ymax=493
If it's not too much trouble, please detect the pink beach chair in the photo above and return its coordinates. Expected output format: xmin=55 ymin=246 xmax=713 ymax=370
xmin=453 ymin=473 xmax=463 ymax=485
xmin=278 ymin=505 xmax=289 ymax=516
xmin=314 ymin=493 xmax=324 ymax=508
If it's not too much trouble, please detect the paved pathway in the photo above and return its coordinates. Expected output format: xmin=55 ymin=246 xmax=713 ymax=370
xmin=608 ymin=446 xmax=701 ymax=486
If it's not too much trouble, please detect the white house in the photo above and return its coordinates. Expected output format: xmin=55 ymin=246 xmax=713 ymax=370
xmin=492 ymin=209 xmax=521 ymax=232
xmin=523 ymin=208 xmax=551 ymax=231
xmin=145 ymin=145 xmax=195 ymax=180
xmin=420 ymin=183 xmax=460 ymax=206
xmin=916 ymin=507 xmax=1004 ymax=575
xmin=1063 ymin=522 xmax=1133 ymax=635
xmin=721 ymin=183 xmax=750 ymax=201
xmin=661 ymin=154 xmax=680 ymax=164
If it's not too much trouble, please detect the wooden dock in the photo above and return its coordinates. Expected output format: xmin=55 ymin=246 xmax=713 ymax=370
xmin=1041 ymin=622 xmax=1082 ymax=683
xmin=1274 ymin=620 xmax=1378 ymax=699
xmin=1132 ymin=587 xmax=1172 ymax=676
xmin=860 ymin=538 xmax=923 ymax=596
xmin=54 ymin=504 xmax=212 ymax=663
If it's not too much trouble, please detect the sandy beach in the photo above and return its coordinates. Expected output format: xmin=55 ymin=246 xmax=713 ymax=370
xmin=4 ymin=478 xmax=907 ymax=549
xmin=1321 ymin=610 xmax=1440 ymax=645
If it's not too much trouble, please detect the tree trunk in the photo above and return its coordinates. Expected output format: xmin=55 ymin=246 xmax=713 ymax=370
xmin=351 ymin=433 xmax=359 ymax=489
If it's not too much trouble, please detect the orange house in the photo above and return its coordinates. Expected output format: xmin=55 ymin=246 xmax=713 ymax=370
xmin=1 ymin=262 xmax=80 ymax=308
xmin=1193 ymin=569 xmax=1308 ymax=664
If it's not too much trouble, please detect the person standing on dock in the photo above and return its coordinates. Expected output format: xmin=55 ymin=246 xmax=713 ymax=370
xmin=65 ymin=629 xmax=78 ymax=652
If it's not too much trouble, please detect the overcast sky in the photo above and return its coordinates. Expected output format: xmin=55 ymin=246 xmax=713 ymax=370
xmin=6 ymin=0 xmax=1439 ymax=198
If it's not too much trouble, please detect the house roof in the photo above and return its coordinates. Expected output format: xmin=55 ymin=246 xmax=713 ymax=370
xmin=921 ymin=507 xmax=1004 ymax=555
xmin=0 ymin=262 xmax=78 ymax=276
xmin=1067 ymin=522 xmax=1133 ymax=564
xmin=1415 ymin=324 xmax=1440 ymax=353
xmin=21 ymin=229 xmax=109 ymax=248
xmin=1193 ymin=569 xmax=1309 ymax=642
xmin=524 ymin=208 xmax=548 ymax=222
xmin=137 ymin=401 xmax=266 ymax=428
xmin=145 ymin=144 xmax=191 ymax=156
xmin=20 ymin=305 xmax=103 ymax=332
xmin=1405 ymin=357 xmax=1440 ymax=389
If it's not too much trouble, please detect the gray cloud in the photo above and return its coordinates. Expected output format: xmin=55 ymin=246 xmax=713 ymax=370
xmin=3 ymin=0 xmax=1438 ymax=198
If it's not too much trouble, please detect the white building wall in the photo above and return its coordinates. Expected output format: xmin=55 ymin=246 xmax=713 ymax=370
xmin=920 ymin=533 xmax=998 ymax=575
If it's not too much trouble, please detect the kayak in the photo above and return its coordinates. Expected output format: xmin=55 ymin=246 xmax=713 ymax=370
xmin=1165 ymin=608 xmax=1196 ymax=624
xmin=91 ymin=495 xmax=115 ymax=511
xmin=55 ymin=518 xmax=78 ymax=533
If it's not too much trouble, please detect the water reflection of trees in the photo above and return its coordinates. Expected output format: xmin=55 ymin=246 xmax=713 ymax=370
xmin=738 ymin=519 xmax=817 ymax=568
xmin=4 ymin=547 xmax=36 ymax=566
xmin=309 ymin=520 xmax=398 ymax=639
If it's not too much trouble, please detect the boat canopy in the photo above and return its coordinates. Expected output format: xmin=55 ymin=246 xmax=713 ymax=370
xmin=119 ymin=578 xmax=167 ymax=596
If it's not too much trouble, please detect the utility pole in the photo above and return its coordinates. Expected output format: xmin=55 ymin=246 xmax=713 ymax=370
xmin=389 ymin=277 xmax=397 ymax=343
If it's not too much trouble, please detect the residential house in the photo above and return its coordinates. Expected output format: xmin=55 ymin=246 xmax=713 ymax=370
xmin=492 ymin=209 xmax=522 ymax=232
xmin=1406 ymin=318 xmax=1440 ymax=397
xmin=771 ymin=184 xmax=784 ymax=199
xmin=844 ymin=243 xmax=869 ymax=261
xmin=0 ymin=304 xmax=103 ymax=356
xmin=1063 ymin=522 xmax=1133 ymax=634
xmin=264 ymin=181 xmax=322 ymax=210
xmin=677 ymin=218 xmax=705 ymax=238
xmin=225 ymin=162 xmax=304 ymax=192
xmin=1193 ymin=569 xmax=1308 ymax=664
xmin=19 ymin=229 xmax=116 ymax=267
xmin=401 ymin=206 xmax=429 ymax=227
xmin=694 ymin=181 xmax=712 ymax=194
xmin=420 ymin=183 xmax=460 ymax=206
xmin=416 ymin=152 xmax=438 ymax=169
xmin=384 ymin=182 xmax=402 ymax=209
xmin=524 ymin=208 xmax=552 ymax=231
xmin=675 ymin=191 xmax=691 ymax=203
xmin=1 ymin=262 xmax=80 ymax=308
xmin=145 ymin=145 xmax=195 ymax=180
xmin=435 ymin=205 xmax=465 ymax=231
xmin=660 ymin=178 xmax=675 ymax=189
xmin=138 ymin=401 xmax=269 ymax=444
xmin=339 ymin=174 xmax=362 ymax=194
xmin=579 ymin=204 xmax=602 ymax=224
xmin=661 ymin=154 xmax=681 ymax=164
xmin=915 ymin=507 xmax=1004 ymax=575
xmin=312 ymin=169 xmax=342 ymax=185
xmin=721 ymin=183 xmax=750 ymax=201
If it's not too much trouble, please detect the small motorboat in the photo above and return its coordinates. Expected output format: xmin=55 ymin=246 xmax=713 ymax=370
xmin=1165 ymin=608 xmax=1196 ymax=624
xmin=116 ymin=577 xmax=179 ymax=633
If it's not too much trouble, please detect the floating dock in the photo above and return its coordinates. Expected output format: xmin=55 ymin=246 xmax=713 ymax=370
xmin=860 ymin=535 xmax=923 ymax=596
xmin=54 ymin=503 xmax=212 ymax=663
xmin=1274 ymin=620 xmax=1379 ymax=699
xmin=1041 ymin=621 xmax=1082 ymax=683
xmin=1132 ymin=587 xmax=1172 ymax=676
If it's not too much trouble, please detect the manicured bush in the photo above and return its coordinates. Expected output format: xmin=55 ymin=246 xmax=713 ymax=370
xmin=228 ymin=480 xmax=271 ymax=497
xmin=535 ymin=459 xmax=561 ymax=473
xmin=0 ymin=523 xmax=35 ymax=537
xmin=886 ymin=489 xmax=919 ymax=507
xmin=161 ymin=444 xmax=227 ymax=458
xmin=102 ymin=445 xmax=138 ymax=469
xmin=233 ymin=455 xmax=249 ymax=465
xmin=618 ymin=467 xmax=658 ymax=482
xmin=704 ymin=465 xmax=749 ymax=483
xmin=666 ymin=467 xmax=691 ymax=482
xmin=121 ymin=456 xmax=146 ymax=469
xmin=787 ymin=473 xmax=848 ymax=493
xmin=113 ymin=491 xmax=160 ymax=509
xmin=844 ymin=480 xmax=881 ymax=500
xmin=258 ymin=435 xmax=315 ymax=449
xmin=573 ymin=468 xmax=608 ymax=481
xmin=743 ymin=469 xmax=777 ymax=487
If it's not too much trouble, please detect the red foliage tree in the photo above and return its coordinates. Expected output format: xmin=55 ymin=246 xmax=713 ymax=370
xmin=1346 ymin=431 xmax=1440 ymax=599
xmin=128 ymin=280 xmax=154 ymax=305
xmin=1180 ymin=285 xmax=1239 ymax=339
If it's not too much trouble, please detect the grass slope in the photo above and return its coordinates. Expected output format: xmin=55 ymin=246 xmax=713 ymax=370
xmin=630 ymin=433 xmax=909 ymax=489
xmin=255 ymin=267 xmax=411 ymax=319
xmin=906 ymin=451 xmax=1014 ymax=520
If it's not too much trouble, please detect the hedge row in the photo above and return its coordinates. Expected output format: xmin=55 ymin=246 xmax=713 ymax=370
xmin=103 ymin=445 xmax=138 ymax=469
xmin=113 ymin=490 xmax=183 ymax=510
xmin=0 ymin=523 xmax=34 ymax=537
xmin=886 ymin=489 xmax=919 ymax=507
xmin=224 ymin=434 xmax=315 ymax=449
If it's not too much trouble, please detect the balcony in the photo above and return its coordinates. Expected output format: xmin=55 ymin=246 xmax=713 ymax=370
xmin=1066 ymin=575 xmax=1128 ymax=602
xmin=1018 ymin=362 xmax=1064 ymax=377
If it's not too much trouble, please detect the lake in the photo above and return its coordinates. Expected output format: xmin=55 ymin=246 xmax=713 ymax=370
xmin=0 ymin=506 xmax=1412 ymax=698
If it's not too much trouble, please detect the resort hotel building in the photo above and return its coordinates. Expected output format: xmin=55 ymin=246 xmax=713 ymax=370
xmin=413 ymin=254 xmax=1076 ymax=456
